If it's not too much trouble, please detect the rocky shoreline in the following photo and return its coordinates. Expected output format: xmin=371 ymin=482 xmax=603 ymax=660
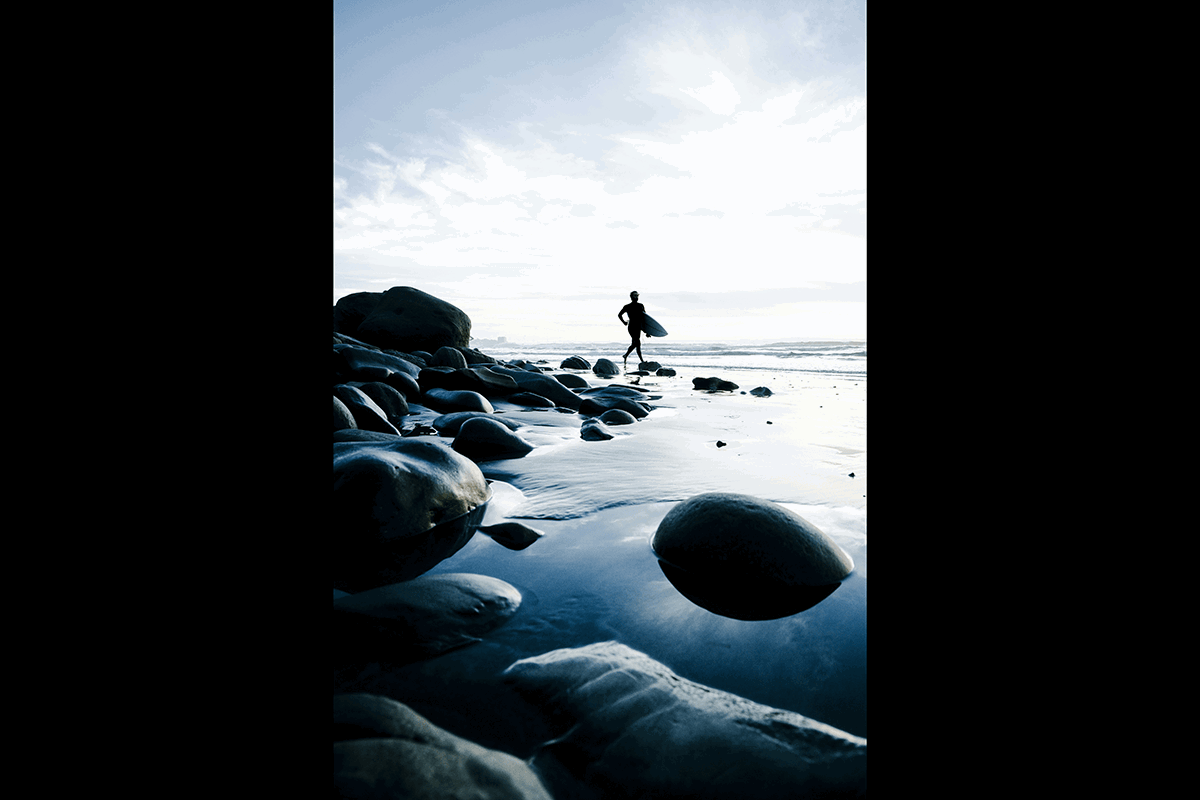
xmin=333 ymin=287 xmax=866 ymax=798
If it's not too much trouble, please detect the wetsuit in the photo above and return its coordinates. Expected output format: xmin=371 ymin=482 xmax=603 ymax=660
xmin=620 ymin=302 xmax=646 ymax=341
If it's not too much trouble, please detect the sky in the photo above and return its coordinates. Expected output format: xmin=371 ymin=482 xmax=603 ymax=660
xmin=333 ymin=0 xmax=866 ymax=344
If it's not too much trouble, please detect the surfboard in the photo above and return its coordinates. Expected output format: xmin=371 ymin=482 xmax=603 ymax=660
xmin=641 ymin=314 xmax=668 ymax=338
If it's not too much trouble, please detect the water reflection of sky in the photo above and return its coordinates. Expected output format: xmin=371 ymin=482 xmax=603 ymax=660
xmin=425 ymin=495 xmax=867 ymax=738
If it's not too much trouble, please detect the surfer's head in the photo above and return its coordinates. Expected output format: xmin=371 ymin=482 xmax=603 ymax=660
xmin=630 ymin=291 xmax=639 ymax=299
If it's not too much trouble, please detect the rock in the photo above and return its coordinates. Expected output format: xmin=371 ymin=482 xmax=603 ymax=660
xmin=333 ymin=573 xmax=522 ymax=662
xmin=334 ymin=695 xmax=553 ymax=800
xmin=598 ymin=408 xmax=637 ymax=425
xmin=593 ymin=358 xmax=621 ymax=376
xmin=335 ymin=429 xmax=401 ymax=444
xmin=334 ymin=396 xmax=357 ymax=432
xmin=552 ymin=373 xmax=589 ymax=389
xmin=419 ymin=366 xmax=519 ymax=397
xmin=334 ymin=385 xmax=402 ymax=436
xmin=508 ymin=392 xmax=556 ymax=408
xmin=692 ymin=376 xmax=740 ymax=392
xmin=488 ymin=367 xmax=584 ymax=410
xmin=638 ymin=360 xmax=662 ymax=371
xmin=651 ymin=493 xmax=854 ymax=620
xmin=354 ymin=382 xmax=410 ymax=427
xmin=750 ymin=386 xmax=773 ymax=397
xmin=579 ymin=395 xmax=649 ymax=419
xmin=430 ymin=345 xmax=469 ymax=369
xmin=459 ymin=347 xmax=498 ymax=365
xmin=350 ymin=286 xmax=473 ymax=353
xmin=332 ymin=438 xmax=491 ymax=591
xmin=334 ymin=344 xmax=422 ymax=380
xmin=332 ymin=292 xmax=382 ymax=338
xmin=501 ymin=642 xmax=866 ymax=800
xmin=423 ymin=387 xmax=495 ymax=413
xmin=478 ymin=522 xmax=544 ymax=551
xmin=432 ymin=412 xmax=522 ymax=437
xmin=656 ymin=367 xmax=677 ymax=377
xmin=560 ymin=356 xmax=590 ymax=370
xmin=580 ymin=419 xmax=613 ymax=441
xmin=453 ymin=417 xmax=534 ymax=461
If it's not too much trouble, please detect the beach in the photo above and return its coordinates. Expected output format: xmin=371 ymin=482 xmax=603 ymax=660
xmin=334 ymin=315 xmax=867 ymax=797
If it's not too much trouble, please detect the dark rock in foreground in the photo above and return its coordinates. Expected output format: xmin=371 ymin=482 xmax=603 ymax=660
xmin=656 ymin=367 xmax=677 ymax=377
xmin=453 ymin=417 xmax=534 ymax=462
xmin=502 ymin=642 xmax=866 ymax=800
xmin=750 ymin=386 xmax=773 ymax=397
xmin=333 ymin=573 xmax=522 ymax=662
xmin=332 ymin=438 xmax=491 ymax=591
xmin=334 ymin=694 xmax=552 ymax=800
xmin=651 ymin=492 xmax=853 ymax=620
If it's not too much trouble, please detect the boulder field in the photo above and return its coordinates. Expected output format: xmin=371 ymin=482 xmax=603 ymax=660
xmin=332 ymin=287 xmax=863 ymax=797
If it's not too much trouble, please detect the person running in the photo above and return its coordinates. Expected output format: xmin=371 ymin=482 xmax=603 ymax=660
xmin=618 ymin=291 xmax=646 ymax=367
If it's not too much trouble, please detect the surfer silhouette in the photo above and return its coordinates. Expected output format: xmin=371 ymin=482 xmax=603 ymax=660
xmin=618 ymin=291 xmax=646 ymax=366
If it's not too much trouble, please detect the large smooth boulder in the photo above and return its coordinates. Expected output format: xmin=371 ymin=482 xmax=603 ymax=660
xmin=350 ymin=287 xmax=472 ymax=353
xmin=453 ymin=417 xmax=534 ymax=462
xmin=333 ymin=573 xmax=522 ymax=662
xmin=651 ymin=493 xmax=854 ymax=620
xmin=332 ymin=439 xmax=491 ymax=591
xmin=502 ymin=642 xmax=866 ymax=800
xmin=334 ymin=694 xmax=553 ymax=800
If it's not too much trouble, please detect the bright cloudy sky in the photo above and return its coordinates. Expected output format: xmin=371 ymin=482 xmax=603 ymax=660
xmin=334 ymin=0 xmax=865 ymax=344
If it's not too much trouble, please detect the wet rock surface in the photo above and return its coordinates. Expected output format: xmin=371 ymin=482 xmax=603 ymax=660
xmin=334 ymin=694 xmax=553 ymax=800
xmin=502 ymin=642 xmax=867 ymax=800
xmin=651 ymin=492 xmax=854 ymax=620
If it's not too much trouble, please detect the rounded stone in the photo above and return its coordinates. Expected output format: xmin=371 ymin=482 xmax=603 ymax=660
xmin=332 ymin=439 xmax=491 ymax=591
xmin=651 ymin=493 xmax=853 ymax=620
xmin=453 ymin=417 xmax=534 ymax=461
xmin=431 ymin=345 xmax=469 ymax=369
xmin=560 ymin=356 xmax=590 ymax=370
xmin=593 ymin=358 xmax=621 ymax=376
xmin=598 ymin=408 xmax=637 ymax=425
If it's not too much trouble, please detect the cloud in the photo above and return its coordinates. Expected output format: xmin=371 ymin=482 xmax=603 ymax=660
xmin=681 ymin=71 xmax=741 ymax=115
xmin=684 ymin=208 xmax=724 ymax=218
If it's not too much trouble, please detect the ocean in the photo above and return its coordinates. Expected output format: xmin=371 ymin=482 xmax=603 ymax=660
xmin=480 ymin=339 xmax=867 ymax=381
